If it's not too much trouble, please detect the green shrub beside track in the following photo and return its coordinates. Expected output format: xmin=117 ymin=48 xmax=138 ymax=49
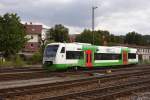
xmin=0 ymin=55 xmax=26 ymax=67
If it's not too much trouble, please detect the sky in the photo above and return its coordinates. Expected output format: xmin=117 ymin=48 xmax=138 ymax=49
xmin=0 ymin=0 xmax=150 ymax=35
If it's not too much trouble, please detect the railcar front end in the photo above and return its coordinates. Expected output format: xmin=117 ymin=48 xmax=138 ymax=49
xmin=43 ymin=44 xmax=66 ymax=71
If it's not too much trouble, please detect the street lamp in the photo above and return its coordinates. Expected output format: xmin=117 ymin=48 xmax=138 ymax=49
xmin=92 ymin=6 xmax=98 ymax=44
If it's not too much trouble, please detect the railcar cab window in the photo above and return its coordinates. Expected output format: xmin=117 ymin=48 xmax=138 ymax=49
xmin=66 ymin=51 xmax=83 ymax=59
xmin=44 ymin=45 xmax=59 ymax=57
xmin=128 ymin=53 xmax=136 ymax=59
xmin=60 ymin=47 xmax=65 ymax=53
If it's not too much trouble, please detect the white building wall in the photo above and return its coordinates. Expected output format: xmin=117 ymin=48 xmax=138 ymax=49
xmin=137 ymin=48 xmax=150 ymax=61
xmin=26 ymin=35 xmax=39 ymax=42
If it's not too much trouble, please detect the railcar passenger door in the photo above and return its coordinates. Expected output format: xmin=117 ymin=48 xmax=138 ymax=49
xmin=60 ymin=47 xmax=65 ymax=60
xmin=123 ymin=51 xmax=128 ymax=65
xmin=85 ymin=50 xmax=93 ymax=67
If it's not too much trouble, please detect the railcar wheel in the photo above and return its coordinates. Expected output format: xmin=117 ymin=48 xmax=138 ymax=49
xmin=73 ymin=66 xmax=79 ymax=71
xmin=74 ymin=66 xmax=78 ymax=70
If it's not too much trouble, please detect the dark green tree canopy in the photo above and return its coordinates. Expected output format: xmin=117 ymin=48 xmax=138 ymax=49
xmin=0 ymin=13 xmax=27 ymax=57
xmin=76 ymin=29 xmax=94 ymax=44
xmin=143 ymin=35 xmax=150 ymax=46
xmin=124 ymin=31 xmax=144 ymax=45
xmin=109 ymin=34 xmax=124 ymax=45
xmin=75 ymin=29 xmax=111 ymax=45
xmin=48 ymin=24 xmax=69 ymax=42
xmin=76 ymin=29 xmax=149 ymax=46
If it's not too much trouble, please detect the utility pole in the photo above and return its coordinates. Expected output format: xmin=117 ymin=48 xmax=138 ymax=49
xmin=92 ymin=6 xmax=98 ymax=45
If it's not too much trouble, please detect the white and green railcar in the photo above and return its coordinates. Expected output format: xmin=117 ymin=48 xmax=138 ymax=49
xmin=43 ymin=43 xmax=138 ymax=71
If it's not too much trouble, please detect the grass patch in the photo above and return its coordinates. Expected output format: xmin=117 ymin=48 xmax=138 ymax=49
xmin=27 ymin=52 xmax=42 ymax=65
xmin=0 ymin=55 xmax=26 ymax=68
xmin=139 ymin=60 xmax=150 ymax=65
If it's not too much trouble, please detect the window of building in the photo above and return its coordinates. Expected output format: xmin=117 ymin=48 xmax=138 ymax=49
xmin=66 ymin=51 xmax=83 ymax=59
xmin=30 ymin=43 xmax=34 ymax=47
xmin=60 ymin=47 xmax=65 ymax=53
xmin=31 ymin=36 xmax=33 ymax=39
xmin=128 ymin=53 xmax=136 ymax=59
xmin=38 ymin=34 xmax=41 ymax=38
xmin=94 ymin=53 xmax=121 ymax=60
xmin=32 ymin=28 xmax=35 ymax=31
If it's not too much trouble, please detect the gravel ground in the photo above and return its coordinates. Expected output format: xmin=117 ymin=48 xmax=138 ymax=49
xmin=117 ymin=90 xmax=150 ymax=100
xmin=7 ymin=74 xmax=150 ymax=100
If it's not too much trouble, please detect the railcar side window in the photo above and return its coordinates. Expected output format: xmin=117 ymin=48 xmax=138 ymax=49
xmin=94 ymin=53 xmax=121 ymax=60
xmin=60 ymin=47 xmax=65 ymax=53
xmin=66 ymin=51 xmax=83 ymax=59
xmin=128 ymin=53 xmax=136 ymax=59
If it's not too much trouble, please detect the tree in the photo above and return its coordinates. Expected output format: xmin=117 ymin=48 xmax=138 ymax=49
xmin=109 ymin=34 xmax=125 ymax=45
xmin=143 ymin=35 xmax=150 ymax=46
xmin=96 ymin=30 xmax=110 ymax=45
xmin=48 ymin=24 xmax=69 ymax=42
xmin=76 ymin=29 xmax=103 ymax=45
xmin=76 ymin=29 xmax=93 ymax=44
xmin=0 ymin=13 xmax=27 ymax=57
xmin=124 ymin=31 xmax=144 ymax=45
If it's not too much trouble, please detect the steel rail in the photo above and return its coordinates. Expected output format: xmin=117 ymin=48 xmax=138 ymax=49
xmin=40 ymin=77 xmax=150 ymax=100
xmin=0 ymin=64 xmax=150 ymax=82
xmin=1 ymin=68 xmax=150 ymax=99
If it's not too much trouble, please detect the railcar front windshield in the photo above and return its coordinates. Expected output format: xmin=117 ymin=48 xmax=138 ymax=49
xmin=44 ymin=45 xmax=59 ymax=57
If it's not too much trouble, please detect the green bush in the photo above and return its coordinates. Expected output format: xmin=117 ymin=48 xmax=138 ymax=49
xmin=0 ymin=55 xmax=26 ymax=67
xmin=13 ymin=55 xmax=26 ymax=67
xmin=0 ymin=60 xmax=12 ymax=67
xmin=30 ymin=52 xmax=42 ymax=64
xmin=139 ymin=60 xmax=150 ymax=64
xmin=143 ymin=60 xmax=150 ymax=64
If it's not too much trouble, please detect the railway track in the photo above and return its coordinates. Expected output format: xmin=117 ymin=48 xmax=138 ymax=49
xmin=1 ymin=65 xmax=150 ymax=100
xmin=0 ymin=67 xmax=48 ymax=81
xmin=0 ymin=64 xmax=146 ymax=74
xmin=0 ymin=64 xmax=150 ymax=81
xmin=43 ymin=77 xmax=150 ymax=100
xmin=0 ymin=65 xmax=150 ymax=82
xmin=0 ymin=66 xmax=43 ymax=73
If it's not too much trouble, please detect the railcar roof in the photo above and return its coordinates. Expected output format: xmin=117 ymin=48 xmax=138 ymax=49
xmin=47 ymin=43 xmax=137 ymax=50
xmin=47 ymin=42 xmax=91 ymax=46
